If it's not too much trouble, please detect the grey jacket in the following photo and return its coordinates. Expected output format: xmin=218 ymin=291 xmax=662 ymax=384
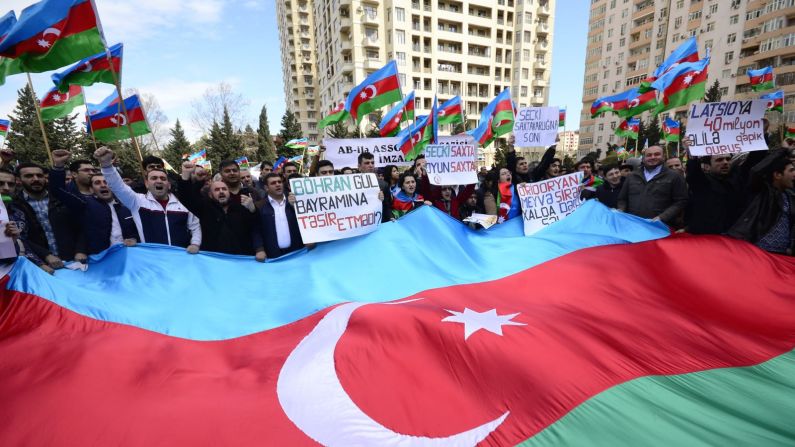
xmin=617 ymin=166 xmax=688 ymax=226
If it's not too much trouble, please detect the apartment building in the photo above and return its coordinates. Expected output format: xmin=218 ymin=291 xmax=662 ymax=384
xmin=735 ymin=0 xmax=795 ymax=125
xmin=557 ymin=130 xmax=580 ymax=159
xmin=278 ymin=0 xmax=556 ymax=153
xmin=578 ymin=0 xmax=772 ymax=155
xmin=276 ymin=0 xmax=322 ymax=143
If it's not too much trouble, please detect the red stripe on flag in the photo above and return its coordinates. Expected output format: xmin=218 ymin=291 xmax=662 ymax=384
xmin=0 ymin=236 xmax=793 ymax=445
xmin=90 ymin=107 xmax=146 ymax=131
xmin=663 ymin=67 xmax=709 ymax=99
xmin=2 ymin=1 xmax=98 ymax=58
xmin=75 ymin=55 xmax=120 ymax=74
xmin=40 ymin=85 xmax=82 ymax=107
xmin=0 ymin=125 xmax=8 ymax=132
xmin=750 ymin=73 xmax=774 ymax=85
xmin=380 ymin=110 xmax=403 ymax=137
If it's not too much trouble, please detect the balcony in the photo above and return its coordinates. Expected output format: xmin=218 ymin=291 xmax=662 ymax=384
xmin=361 ymin=11 xmax=378 ymax=25
xmin=364 ymin=59 xmax=383 ymax=70
xmin=340 ymin=17 xmax=351 ymax=31
xmin=341 ymin=40 xmax=352 ymax=52
xmin=362 ymin=36 xmax=379 ymax=47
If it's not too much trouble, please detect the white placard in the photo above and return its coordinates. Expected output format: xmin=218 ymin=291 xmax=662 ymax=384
xmin=516 ymin=172 xmax=584 ymax=236
xmin=0 ymin=202 xmax=17 ymax=259
xmin=289 ymin=174 xmax=383 ymax=244
xmin=685 ymin=100 xmax=768 ymax=156
xmin=424 ymin=144 xmax=478 ymax=186
xmin=322 ymin=135 xmax=475 ymax=169
xmin=513 ymin=107 xmax=559 ymax=147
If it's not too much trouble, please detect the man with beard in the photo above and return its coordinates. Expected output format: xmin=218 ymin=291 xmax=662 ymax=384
xmin=617 ymin=145 xmax=688 ymax=226
xmin=0 ymin=169 xmax=51 ymax=272
xmin=14 ymin=162 xmax=80 ymax=269
xmin=68 ymin=158 xmax=99 ymax=196
xmin=179 ymin=161 xmax=258 ymax=255
xmin=218 ymin=160 xmax=264 ymax=205
xmin=95 ymin=147 xmax=201 ymax=253
xmin=49 ymin=150 xmax=139 ymax=258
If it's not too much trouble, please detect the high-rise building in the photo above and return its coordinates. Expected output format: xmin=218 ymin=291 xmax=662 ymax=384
xmin=277 ymin=0 xmax=556 ymax=154
xmin=276 ymin=0 xmax=322 ymax=143
xmin=735 ymin=0 xmax=795 ymax=125
xmin=557 ymin=130 xmax=580 ymax=158
xmin=578 ymin=0 xmax=793 ymax=155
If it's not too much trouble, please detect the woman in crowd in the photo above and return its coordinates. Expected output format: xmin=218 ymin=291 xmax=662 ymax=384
xmin=392 ymin=172 xmax=431 ymax=219
xmin=483 ymin=167 xmax=521 ymax=224
xmin=383 ymin=164 xmax=401 ymax=196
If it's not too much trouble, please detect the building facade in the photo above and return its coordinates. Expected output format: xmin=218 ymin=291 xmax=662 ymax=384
xmin=276 ymin=0 xmax=322 ymax=143
xmin=557 ymin=130 xmax=580 ymax=159
xmin=278 ymin=0 xmax=556 ymax=153
xmin=579 ymin=0 xmax=794 ymax=155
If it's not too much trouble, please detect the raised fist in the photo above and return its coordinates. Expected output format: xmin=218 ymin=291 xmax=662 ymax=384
xmin=51 ymin=149 xmax=71 ymax=168
xmin=93 ymin=146 xmax=114 ymax=167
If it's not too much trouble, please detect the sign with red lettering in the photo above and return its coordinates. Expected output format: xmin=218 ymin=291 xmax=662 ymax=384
xmin=685 ymin=100 xmax=768 ymax=156
xmin=516 ymin=172 xmax=584 ymax=236
xmin=289 ymin=173 xmax=383 ymax=243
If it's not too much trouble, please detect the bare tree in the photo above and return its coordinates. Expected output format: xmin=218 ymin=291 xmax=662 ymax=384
xmin=190 ymin=82 xmax=250 ymax=134
xmin=125 ymin=88 xmax=169 ymax=152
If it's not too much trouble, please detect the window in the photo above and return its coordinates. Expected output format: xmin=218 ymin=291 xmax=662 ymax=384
xmin=396 ymin=52 xmax=406 ymax=66
xmin=674 ymin=17 xmax=682 ymax=28
xmin=688 ymin=11 xmax=701 ymax=21
xmin=729 ymin=15 xmax=738 ymax=25
xmin=719 ymin=87 xmax=729 ymax=96
xmin=706 ymin=22 xmax=715 ymax=32
xmin=396 ymin=30 xmax=405 ymax=44
xmin=521 ymin=86 xmax=528 ymax=96
xmin=395 ymin=7 xmax=405 ymax=21
xmin=598 ymin=123 xmax=604 ymax=131
xmin=676 ymin=0 xmax=684 ymax=8
xmin=614 ymin=80 xmax=621 ymax=90
xmin=724 ymin=51 xmax=734 ymax=64
xmin=709 ymin=3 xmax=718 ymax=14
xmin=726 ymin=33 xmax=736 ymax=44
xmin=722 ymin=69 xmax=731 ymax=78
xmin=603 ymin=70 xmax=609 ymax=79
xmin=704 ymin=39 xmax=713 ymax=49
xmin=522 ymin=68 xmax=529 ymax=79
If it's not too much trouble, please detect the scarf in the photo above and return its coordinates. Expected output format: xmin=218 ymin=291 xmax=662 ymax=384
xmin=496 ymin=182 xmax=513 ymax=223
xmin=392 ymin=190 xmax=424 ymax=219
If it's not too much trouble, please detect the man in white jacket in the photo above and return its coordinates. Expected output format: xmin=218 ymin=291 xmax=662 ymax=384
xmin=94 ymin=147 xmax=201 ymax=253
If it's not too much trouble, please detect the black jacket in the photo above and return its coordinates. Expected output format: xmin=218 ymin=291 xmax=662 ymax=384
xmin=13 ymin=191 xmax=81 ymax=260
xmin=252 ymin=196 xmax=304 ymax=259
xmin=685 ymin=152 xmax=767 ymax=235
xmin=617 ymin=166 xmax=688 ymax=225
xmin=728 ymin=186 xmax=795 ymax=254
xmin=177 ymin=179 xmax=258 ymax=255
xmin=595 ymin=179 xmax=624 ymax=209
xmin=507 ymin=145 xmax=557 ymax=184
xmin=50 ymin=168 xmax=139 ymax=255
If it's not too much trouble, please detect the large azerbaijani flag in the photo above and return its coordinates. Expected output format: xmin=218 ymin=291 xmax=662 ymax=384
xmin=344 ymin=60 xmax=402 ymax=124
xmin=639 ymin=36 xmax=699 ymax=93
xmin=651 ymin=56 xmax=710 ymax=113
xmin=39 ymin=84 xmax=84 ymax=121
xmin=1 ymin=202 xmax=795 ymax=445
xmin=0 ymin=0 xmax=106 ymax=73
xmin=437 ymin=95 xmax=463 ymax=126
xmin=87 ymin=94 xmax=150 ymax=142
xmin=51 ymin=42 xmax=122 ymax=92
xmin=619 ymin=87 xmax=658 ymax=118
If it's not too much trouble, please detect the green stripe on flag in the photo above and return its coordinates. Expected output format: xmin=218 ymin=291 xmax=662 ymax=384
xmin=13 ymin=28 xmax=105 ymax=73
xmin=93 ymin=120 xmax=151 ymax=142
xmin=657 ymin=81 xmax=706 ymax=113
xmin=354 ymin=90 xmax=403 ymax=124
xmin=318 ymin=110 xmax=350 ymax=130
xmin=519 ymin=349 xmax=795 ymax=447
xmin=41 ymin=93 xmax=85 ymax=121
xmin=0 ymin=57 xmax=24 ymax=86
xmin=55 ymin=70 xmax=116 ymax=92
xmin=752 ymin=81 xmax=775 ymax=92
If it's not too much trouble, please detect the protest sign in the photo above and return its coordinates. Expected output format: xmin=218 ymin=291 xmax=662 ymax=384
xmin=289 ymin=173 xmax=383 ymax=244
xmin=513 ymin=107 xmax=559 ymax=147
xmin=424 ymin=143 xmax=478 ymax=186
xmin=685 ymin=100 xmax=768 ymax=156
xmin=323 ymin=135 xmax=475 ymax=169
xmin=516 ymin=172 xmax=584 ymax=236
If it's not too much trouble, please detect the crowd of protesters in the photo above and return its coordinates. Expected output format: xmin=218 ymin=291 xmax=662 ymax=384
xmin=0 ymin=128 xmax=792 ymax=274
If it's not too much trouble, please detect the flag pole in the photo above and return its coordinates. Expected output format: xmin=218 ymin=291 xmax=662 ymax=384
xmin=395 ymin=70 xmax=416 ymax=157
xmin=26 ymin=73 xmax=53 ymax=165
xmin=103 ymin=48 xmax=143 ymax=162
xmin=80 ymin=92 xmax=99 ymax=152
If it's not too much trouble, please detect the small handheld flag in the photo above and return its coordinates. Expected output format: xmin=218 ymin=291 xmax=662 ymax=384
xmin=760 ymin=90 xmax=783 ymax=113
xmin=285 ymin=138 xmax=308 ymax=149
xmin=87 ymin=94 xmax=151 ymax=142
xmin=662 ymin=117 xmax=680 ymax=142
xmin=51 ymin=43 xmax=122 ymax=93
xmin=318 ymin=101 xmax=349 ymax=130
xmin=235 ymin=156 xmax=250 ymax=169
xmin=558 ymin=108 xmax=566 ymax=127
xmin=379 ymin=91 xmax=415 ymax=137
xmin=40 ymin=84 xmax=84 ymax=121
xmin=0 ymin=119 xmax=9 ymax=138
xmin=344 ymin=60 xmax=402 ymax=124
xmin=615 ymin=118 xmax=640 ymax=139
xmin=748 ymin=66 xmax=774 ymax=92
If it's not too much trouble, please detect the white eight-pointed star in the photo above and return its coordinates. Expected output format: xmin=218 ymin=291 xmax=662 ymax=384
xmin=37 ymin=39 xmax=51 ymax=48
xmin=442 ymin=308 xmax=526 ymax=340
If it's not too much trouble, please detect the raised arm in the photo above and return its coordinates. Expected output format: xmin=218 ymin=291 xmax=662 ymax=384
xmin=48 ymin=150 xmax=88 ymax=213
xmin=95 ymin=147 xmax=140 ymax=213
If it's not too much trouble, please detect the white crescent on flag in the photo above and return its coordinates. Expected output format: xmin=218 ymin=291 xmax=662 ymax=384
xmin=629 ymin=98 xmax=640 ymax=108
xmin=365 ymin=85 xmax=377 ymax=99
xmin=277 ymin=301 xmax=509 ymax=446
xmin=110 ymin=113 xmax=128 ymax=126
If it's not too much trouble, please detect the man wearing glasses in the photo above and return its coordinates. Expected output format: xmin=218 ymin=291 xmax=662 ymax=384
xmin=68 ymin=158 xmax=100 ymax=197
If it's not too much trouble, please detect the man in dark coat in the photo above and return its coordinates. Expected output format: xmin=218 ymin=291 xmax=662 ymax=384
xmin=253 ymin=173 xmax=304 ymax=260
